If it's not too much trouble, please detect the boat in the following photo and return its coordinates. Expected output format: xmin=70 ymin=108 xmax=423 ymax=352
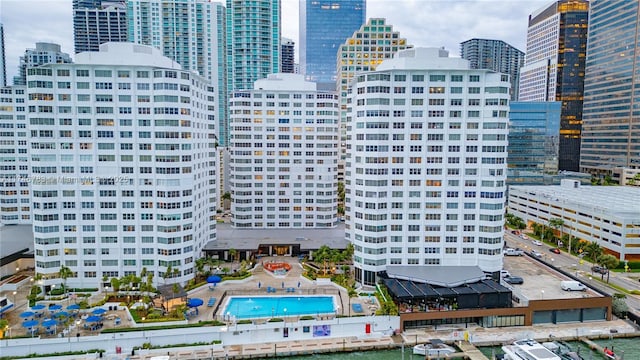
xmin=412 ymin=339 xmax=456 ymax=356
xmin=602 ymin=347 xmax=616 ymax=359
xmin=542 ymin=341 xmax=584 ymax=360
xmin=502 ymin=339 xmax=562 ymax=360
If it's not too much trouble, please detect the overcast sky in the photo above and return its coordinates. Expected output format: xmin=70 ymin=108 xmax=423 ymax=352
xmin=0 ymin=0 xmax=550 ymax=82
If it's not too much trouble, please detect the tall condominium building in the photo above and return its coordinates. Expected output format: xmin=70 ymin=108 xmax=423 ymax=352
xmin=581 ymin=0 xmax=640 ymax=175
xmin=518 ymin=0 xmax=589 ymax=172
xmin=460 ymin=38 xmax=524 ymax=101
xmin=507 ymin=102 xmax=561 ymax=186
xmin=300 ymin=0 xmax=365 ymax=88
xmin=336 ymin=18 xmax=412 ymax=167
xmin=281 ymin=38 xmax=295 ymax=74
xmin=26 ymin=43 xmax=217 ymax=288
xmin=0 ymin=86 xmax=30 ymax=225
xmin=0 ymin=23 xmax=6 ymax=87
xmin=229 ymin=73 xmax=339 ymax=229
xmin=226 ymin=0 xmax=281 ymax=91
xmin=73 ymin=0 xmax=128 ymax=53
xmin=13 ymin=43 xmax=73 ymax=86
xmin=127 ymin=0 xmax=227 ymax=146
xmin=346 ymin=48 xmax=509 ymax=286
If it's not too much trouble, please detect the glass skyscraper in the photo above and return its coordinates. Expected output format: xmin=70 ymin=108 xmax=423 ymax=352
xmin=226 ymin=0 xmax=281 ymax=91
xmin=508 ymin=102 xmax=561 ymax=185
xmin=300 ymin=0 xmax=365 ymax=89
xmin=518 ymin=0 xmax=589 ymax=172
xmin=581 ymin=0 xmax=640 ymax=175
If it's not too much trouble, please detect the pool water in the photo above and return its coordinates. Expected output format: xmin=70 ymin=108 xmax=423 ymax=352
xmin=224 ymin=296 xmax=336 ymax=319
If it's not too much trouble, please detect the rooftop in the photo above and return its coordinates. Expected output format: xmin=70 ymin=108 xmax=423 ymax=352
xmin=509 ymin=183 xmax=640 ymax=219
xmin=386 ymin=266 xmax=486 ymax=287
xmin=74 ymin=42 xmax=181 ymax=69
xmin=204 ymin=223 xmax=348 ymax=251
xmin=377 ymin=47 xmax=471 ymax=71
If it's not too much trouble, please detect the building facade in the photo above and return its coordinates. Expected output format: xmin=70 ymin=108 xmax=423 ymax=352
xmin=127 ymin=0 xmax=227 ymax=147
xmin=281 ymin=38 xmax=295 ymax=74
xmin=507 ymin=101 xmax=561 ymax=186
xmin=226 ymin=0 xmax=280 ymax=91
xmin=518 ymin=0 xmax=589 ymax=172
xmin=13 ymin=43 xmax=73 ymax=86
xmin=229 ymin=73 xmax=339 ymax=229
xmin=580 ymin=0 xmax=640 ymax=176
xmin=336 ymin=18 xmax=412 ymax=177
xmin=346 ymin=48 xmax=509 ymax=286
xmin=300 ymin=0 xmax=365 ymax=88
xmin=460 ymin=38 xmax=524 ymax=101
xmin=73 ymin=0 xmax=128 ymax=54
xmin=26 ymin=43 xmax=217 ymax=288
xmin=0 ymin=86 xmax=30 ymax=225
xmin=0 ymin=23 xmax=6 ymax=87
xmin=509 ymin=180 xmax=640 ymax=261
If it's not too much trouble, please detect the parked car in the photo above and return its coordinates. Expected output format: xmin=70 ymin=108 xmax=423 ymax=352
xmin=504 ymin=276 xmax=524 ymax=285
xmin=591 ymin=265 xmax=608 ymax=274
xmin=549 ymin=248 xmax=561 ymax=254
xmin=561 ymin=280 xmax=587 ymax=291
xmin=532 ymin=240 xmax=542 ymax=246
xmin=530 ymin=250 xmax=542 ymax=258
xmin=501 ymin=270 xmax=511 ymax=278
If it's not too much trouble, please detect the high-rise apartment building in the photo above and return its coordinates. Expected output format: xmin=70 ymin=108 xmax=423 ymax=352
xmin=0 ymin=23 xmax=6 ymax=87
xmin=518 ymin=0 xmax=589 ymax=172
xmin=26 ymin=43 xmax=217 ymax=287
xmin=73 ymin=0 xmax=128 ymax=53
xmin=229 ymin=73 xmax=339 ymax=229
xmin=336 ymin=18 xmax=412 ymax=172
xmin=507 ymin=102 xmax=561 ymax=185
xmin=460 ymin=38 xmax=524 ymax=101
xmin=226 ymin=0 xmax=281 ymax=91
xmin=300 ymin=0 xmax=365 ymax=89
xmin=581 ymin=0 xmax=640 ymax=175
xmin=127 ymin=0 xmax=227 ymax=146
xmin=281 ymin=38 xmax=295 ymax=74
xmin=0 ymin=86 xmax=30 ymax=225
xmin=13 ymin=43 xmax=73 ymax=86
xmin=346 ymin=48 xmax=509 ymax=286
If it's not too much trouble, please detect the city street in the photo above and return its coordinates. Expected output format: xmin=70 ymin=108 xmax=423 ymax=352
xmin=505 ymin=231 xmax=640 ymax=313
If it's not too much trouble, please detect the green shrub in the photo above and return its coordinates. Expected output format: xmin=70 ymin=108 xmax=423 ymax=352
xmin=237 ymin=319 xmax=252 ymax=324
xmin=299 ymin=316 xmax=314 ymax=320
xmin=268 ymin=318 xmax=284 ymax=322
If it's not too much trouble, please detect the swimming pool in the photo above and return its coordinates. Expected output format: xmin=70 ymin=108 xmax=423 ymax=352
xmin=223 ymin=296 xmax=336 ymax=319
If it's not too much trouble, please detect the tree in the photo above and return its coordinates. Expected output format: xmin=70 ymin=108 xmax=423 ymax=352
xmin=58 ymin=265 xmax=73 ymax=295
xmin=222 ymin=192 xmax=231 ymax=210
xmin=228 ymin=248 xmax=238 ymax=271
xmin=164 ymin=265 xmax=173 ymax=285
xmin=110 ymin=277 xmax=120 ymax=297
xmin=548 ymin=218 xmax=564 ymax=246
xmin=612 ymin=294 xmax=628 ymax=318
xmin=585 ymin=241 xmax=603 ymax=262
xmin=598 ymin=254 xmax=619 ymax=283
xmin=532 ymin=223 xmax=542 ymax=238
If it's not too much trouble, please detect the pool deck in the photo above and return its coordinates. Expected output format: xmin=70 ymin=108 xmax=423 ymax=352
xmin=183 ymin=256 xmax=378 ymax=323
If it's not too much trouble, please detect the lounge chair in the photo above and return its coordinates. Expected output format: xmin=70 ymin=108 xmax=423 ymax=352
xmin=208 ymin=297 xmax=216 ymax=307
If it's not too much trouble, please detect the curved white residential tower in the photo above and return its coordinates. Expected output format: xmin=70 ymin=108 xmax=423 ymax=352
xmin=346 ymin=48 xmax=508 ymax=286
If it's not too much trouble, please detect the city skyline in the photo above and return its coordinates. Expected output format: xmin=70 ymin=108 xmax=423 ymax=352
xmin=1 ymin=0 xmax=550 ymax=82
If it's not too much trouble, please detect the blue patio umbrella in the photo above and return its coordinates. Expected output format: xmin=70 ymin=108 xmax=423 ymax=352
xmin=54 ymin=311 xmax=69 ymax=318
xmin=85 ymin=315 xmax=101 ymax=323
xmin=186 ymin=298 xmax=204 ymax=308
xmin=92 ymin=308 xmax=106 ymax=315
xmin=66 ymin=304 xmax=80 ymax=311
xmin=19 ymin=311 xmax=35 ymax=319
xmin=49 ymin=304 xmax=62 ymax=311
xmin=31 ymin=304 xmax=46 ymax=311
xmin=207 ymin=275 xmax=221 ymax=284
xmin=42 ymin=319 xmax=57 ymax=328
xmin=22 ymin=320 xmax=39 ymax=328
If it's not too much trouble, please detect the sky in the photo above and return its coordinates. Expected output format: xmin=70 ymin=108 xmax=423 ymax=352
xmin=0 ymin=0 xmax=551 ymax=82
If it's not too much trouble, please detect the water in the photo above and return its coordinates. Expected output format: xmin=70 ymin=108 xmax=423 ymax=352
xmin=286 ymin=348 xmax=413 ymax=360
xmin=224 ymin=296 xmax=335 ymax=319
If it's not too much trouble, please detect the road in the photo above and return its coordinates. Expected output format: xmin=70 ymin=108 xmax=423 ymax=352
xmin=504 ymin=231 xmax=640 ymax=314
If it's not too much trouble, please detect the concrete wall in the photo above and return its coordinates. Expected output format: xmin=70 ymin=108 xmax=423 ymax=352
xmin=0 ymin=316 xmax=399 ymax=358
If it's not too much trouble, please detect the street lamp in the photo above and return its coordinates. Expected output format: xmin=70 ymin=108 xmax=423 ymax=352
xmin=12 ymin=291 xmax=17 ymax=304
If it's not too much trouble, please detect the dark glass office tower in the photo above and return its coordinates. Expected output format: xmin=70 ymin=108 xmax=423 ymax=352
xmin=581 ymin=0 xmax=640 ymax=175
xmin=519 ymin=0 xmax=589 ymax=172
xmin=300 ymin=0 xmax=365 ymax=90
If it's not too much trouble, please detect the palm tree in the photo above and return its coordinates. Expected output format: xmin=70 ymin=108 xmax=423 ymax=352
xmin=58 ymin=265 xmax=73 ymax=295
xmin=548 ymin=218 xmax=564 ymax=247
xmin=222 ymin=192 xmax=231 ymax=210
xmin=229 ymin=248 xmax=237 ymax=272
xmin=585 ymin=241 xmax=604 ymax=262
xmin=598 ymin=254 xmax=619 ymax=283
xmin=110 ymin=277 xmax=120 ymax=298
